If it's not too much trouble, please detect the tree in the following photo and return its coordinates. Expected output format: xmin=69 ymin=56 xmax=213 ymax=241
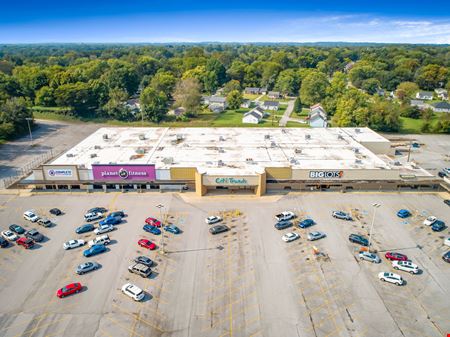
xmin=12 ymin=66 xmax=49 ymax=98
xmin=136 ymin=56 xmax=159 ymax=77
xmin=35 ymin=86 xmax=55 ymax=106
xmin=396 ymin=82 xmax=419 ymax=100
xmin=205 ymin=58 xmax=227 ymax=92
xmin=150 ymin=72 xmax=177 ymax=98
xmin=332 ymin=88 xmax=370 ymax=127
xmin=0 ymin=97 xmax=32 ymax=137
xmin=299 ymin=71 xmax=329 ymax=106
xmin=348 ymin=64 xmax=378 ymax=88
xmin=361 ymin=78 xmax=381 ymax=95
xmin=140 ymin=87 xmax=168 ymax=123
xmin=274 ymin=69 xmax=300 ymax=96
xmin=173 ymin=78 xmax=202 ymax=116
xmin=227 ymin=61 xmax=247 ymax=83
xmin=368 ymin=99 xmax=401 ymax=132
xmin=415 ymin=64 xmax=448 ymax=90
xmin=227 ymin=90 xmax=243 ymax=110
xmin=322 ymin=71 xmax=347 ymax=114
xmin=223 ymin=80 xmax=241 ymax=95
xmin=54 ymin=82 xmax=97 ymax=113
xmin=100 ymin=60 xmax=139 ymax=95
xmin=102 ymin=88 xmax=131 ymax=121
xmin=293 ymin=96 xmax=302 ymax=113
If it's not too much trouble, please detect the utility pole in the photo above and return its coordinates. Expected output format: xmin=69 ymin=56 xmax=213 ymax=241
xmin=407 ymin=140 xmax=412 ymax=162
xmin=25 ymin=118 xmax=33 ymax=146
xmin=368 ymin=203 xmax=381 ymax=251
xmin=156 ymin=204 xmax=165 ymax=254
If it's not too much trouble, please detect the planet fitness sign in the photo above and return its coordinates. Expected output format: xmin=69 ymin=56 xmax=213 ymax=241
xmin=309 ymin=170 xmax=344 ymax=179
xmin=92 ymin=165 xmax=156 ymax=181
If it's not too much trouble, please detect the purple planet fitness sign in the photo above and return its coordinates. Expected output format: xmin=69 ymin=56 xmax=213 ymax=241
xmin=92 ymin=165 xmax=156 ymax=181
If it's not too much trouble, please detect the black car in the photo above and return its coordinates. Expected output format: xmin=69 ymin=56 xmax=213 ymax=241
xmin=49 ymin=208 xmax=62 ymax=216
xmin=25 ymin=229 xmax=44 ymax=242
xmin=442 ymin=251 xmax=450 ymax=263
xmin=438 ymin=171 xmax=447 ymax=178
xmin=274 ymin=220 xmax=293 ymax=230
xmin=431 ymin=220 xmax=446 ymax=232
xmin=9 ymin=224 xmax=25 ymax=234
xmin=444 ymin=200 xmax=450 ymax=206
xmin=88 ymin=207 xmax=107 ymax=214
xmin=108 ymin=211 xmax=125 ymax=218
xmin=134 ymin=256 xmax=154 ymax=267
xmin=348 ymin=234 xmax=369 ymax=246
xmin=209 ymin=225 xmax=230 ymax=235
xmin=0 ymin=237 xmax=8 ymax=248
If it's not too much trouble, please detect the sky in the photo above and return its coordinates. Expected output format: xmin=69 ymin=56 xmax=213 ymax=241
xmin=1 ymin=0 xmax=450 ymax=44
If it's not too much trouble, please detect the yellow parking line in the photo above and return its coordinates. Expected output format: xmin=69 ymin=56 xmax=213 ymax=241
xmin=100 ymin=329 xmax=114 ymax=337
xmin=14 ymin=316 xmax=69 ymax=337
xmin=108 ymin=193 xmax=121 ymax=211
xmin=105 ymin=316 xmax=144 ymax=337
xmin=111 ymin=303 xmax=165 ymax=330
xmin=0 ymin=313 xmax=47 ymax=333
xmin=44 ymin=328 xmax=67 ymax=337
xmin=129 ymin=312 xmax=138 ymax=337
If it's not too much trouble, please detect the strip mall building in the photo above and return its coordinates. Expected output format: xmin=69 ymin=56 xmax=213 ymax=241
xmin=21 ymin=127 xmax=438 ymax=196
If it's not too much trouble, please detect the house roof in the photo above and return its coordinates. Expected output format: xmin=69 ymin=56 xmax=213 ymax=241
xmin=244 ymin=107 xmax=264 ymax=120
xmin=263 ymin=101 xmax=279 ymax=107
xmin=208 ymin=96 xmax=226 ymax=103
xmin=435 ymin=88 xmax=447 ymax=94
xmin=268 ymin=91 xmax=280 ymax=95
xmin=410 ymin=100 xmax=425 ymax=105
xmin=417 ymin=91 xmax=433 ymax=96
xmin=432 ymin=101 xmax=450 ymax=109
xmin=310 ymin=111 xmax=327 ymax=121
xmin=126 ymin=98 xmax=140 ymax=105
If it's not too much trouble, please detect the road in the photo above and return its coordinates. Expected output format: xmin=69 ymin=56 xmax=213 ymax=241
xmin=279 ymin=99 xmax=295 ymax=126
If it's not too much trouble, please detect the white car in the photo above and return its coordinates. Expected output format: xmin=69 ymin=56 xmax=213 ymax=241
xmin=84 ymin=212 xmax=104 ymax=222
xmin=205 ymin=216 xmax=222 ymax=224
xmin=378 ymin=272 xmax=404 ymax=286
xmin=282 ymin=232 xmax=300 ymax=242
xmin=392 ymin=260 xmax=419 ymax=274
xmin=23 ymin=210 xmax=39 ymax=222
xmin=307 ymin=231 xmax=326 ymax=241
xmin=423 ymin=216 xmax=437 ymax=226
xmin=1 ymin=230 xmax=18 ymax=241
xmin=358 ymin=251 xmax=381 ymax=263
xmin=444 ymin=237 xmax=450 ymax=247
xmin=88 ymin=234 xmax=111 ymax=247
xmin=121 ymin=283 xmax=145 ymax=301
xmin=63 ymin=239 xmax=86 ymax=250
xmin=94 ymin=224 xmax=115 ymax=235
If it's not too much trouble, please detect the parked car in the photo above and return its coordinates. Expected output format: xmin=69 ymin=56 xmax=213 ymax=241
xmin=121 ymin=283 xmax=145 ymax=301
xmin=348 ymin=234 xmax=369 ymax=246
xmin=99 ymin=216 xmax=122 ymax=226
xmin=9 ymin=224 xmax=25 ymax=234
xmin=298 ymin=218 xmax=315 ymax=229
xmin=385 ymin=252 xmax=408 ymax=261
xmin=87 ymin=207 xmax=107 ymax=214
xmin=444 ymin=200 xmax=450 ymax=206
xmin=307 ymin=231 xmax=326 ymax=241
xmin=25 ymin=229 xmax=43 ymax=242
xmin=76 ymin=262 xmax=99 ymax=275
xmin=75 ymin=224 xmax=95 ymax=234
xmin=23 ymin=210 xmax=39 ymax=222
xmin=145 ymin=217 xmax=162 ymax=227
xmin=83 ymin=244 xmax=107 ymax=257
xmin=164 ymin=225 xmax=180 ymax=234
xmin=397 ymin=209 xmax=411 ymax=218
xmin=84 ymin=212 xmax=104 ymax=222
xmin=94 ymin=224 xmax=116 ymax=235
xmin=17 ymin=237 xmax=34 ymax=249
xmin=0 ymin=237 xmax=9 ymax=248
xmin=282 ymin=232 xmax=300 ymax=242
xmin=205 ymin=216 xmax=222 ymax=224
xmin=442 ymin=251 xmax=450 ymax=263
xmin=134 ymin=256 xmax=154 ymax=267
xmin=143 ymin=224 xmax=161 ymax=235
xmin=1 ymin=230 xmax=18 ymax=241
xmin=332 ymin=211 xmax=352 ymax=221
xmin=88 ymin=235 xmax=111 ymax=247
xmin=57 ymin=283 xmax=82 ymax=298
xmin=431 ymin=220 xmax=446 ymax=232
xmin=392 ymin=261 xmax=419 ymax=274
xmin=444 ymin=237 xmax=450 ymax=247
xmin=209 ymin=225 xmax=230 ymax=235
xmin=49 ymin=208 xmax=62 ymax=216
xmin=138 ymin=239 xmax=156 ymax=250
xmin=63 ymin=239 xmax=86 ymax=250
xmin=107 ymin=211 xmax=125 ymax=218
xmin=128 ymin=263 xmax=152 ymax=278
xmin=37 ymin=218 xmax=52 ymax=228
xmin=275 ymin=211 xmax=295 ymax=222
xmin=423 ymin=216 xmax=437 ymax=226
xmin=438 ymin=171 xmax=447 ymax=178
xmin=274 ymin=220 xmax=293 ymax=230
xmin=378 ymin=272 xmax=404 ymax=286
xmin=358 ymin=251 xmax=381 ymax=263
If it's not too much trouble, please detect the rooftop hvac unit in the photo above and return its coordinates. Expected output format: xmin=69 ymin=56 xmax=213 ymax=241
xmin=305 ymin=134 xmax=311 ymax=140
xmin=136 ymin=148 xmax=145 ymax=154
xmin=355 ymin=128 xmax=361 ymax=133
xmin=219 ymin=148 xmax=225 ymax=153
xmin=90 ymin=153 xmax=97 ymax=158
xmin=219 ymin=136 xmax=225 ymax=141
xmin=162 ymin=157 xmax=174 ymax=165
xmin=294 ymin=148 xmax=302 ymax=154
xmin=337 ymin=135 xmax=344 ymax=140
xmin=246 ymin=158 xmax=253 ymax=162
xmin=355 ymin=159 xmax=362 ymax=164
xmin=290 ymin=157 xmax=297 ymax=164
xmin=176 ymin=134 xmax=183 ymax=141
xmin=66 ymin=153 xmax=74 ymax=157
xmin=218 ymin=160 xmax=224 ymax=166
xmin=271 ymin=141 xmax=276 ymax=148
xmin=94 ymin=145 xmax=101 ymax=150
xmin=264 ymin=134 xmax=270 ymax=139
xmin=393 ymin=161 xmax=401 ymax=166
xmin=139 ymin=134 xmax=145 ymax=140
xmin=353 ymin=148 xmax=360 ymax=153
xmin=103 ymin=134 xmax=108 ymax=140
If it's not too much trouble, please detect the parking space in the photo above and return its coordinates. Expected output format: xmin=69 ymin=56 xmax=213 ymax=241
xmin=0 ymin=191 xmax=449 ymax=337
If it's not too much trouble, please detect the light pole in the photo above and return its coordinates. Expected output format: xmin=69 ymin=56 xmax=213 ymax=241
xmin=368 ymin=203 xmax=381 ymax=251
xmin=156 ymin=204 xmax=165 ymax=254
xmin=25 ymin=118 xmax=33 ymax=146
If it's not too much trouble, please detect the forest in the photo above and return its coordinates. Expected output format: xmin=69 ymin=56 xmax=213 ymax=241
xmin=0 ymin=43 xmax=449 ymax=140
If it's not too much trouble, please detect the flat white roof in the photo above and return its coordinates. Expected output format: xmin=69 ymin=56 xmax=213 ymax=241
xmin=49 ymin=127 xmax=403 ymax=175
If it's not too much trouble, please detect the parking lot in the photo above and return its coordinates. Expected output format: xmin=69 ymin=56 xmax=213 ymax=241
xmin=0 ymin=191 xmax=449 ymax=337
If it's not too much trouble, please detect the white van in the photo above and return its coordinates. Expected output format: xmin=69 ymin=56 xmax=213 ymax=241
xmin=88 ymin=234 xmax=111 ymax=247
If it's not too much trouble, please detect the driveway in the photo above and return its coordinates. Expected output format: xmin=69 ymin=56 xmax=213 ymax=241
xmin=279 ymin=99 xmax=295 ymax=126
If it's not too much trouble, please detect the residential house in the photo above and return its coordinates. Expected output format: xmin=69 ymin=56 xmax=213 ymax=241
xmin=209 ymin=104 xmax=225 ymax=113
xmin=241 ymin=99 xmax=251 ymax=108
xmin=308 ymin=104 xmax=327 ymax=128
xmin=262 ymin=101 xmax=279 ymax=111
xmin=410 ymin=100 xmax=429 ymax=110
xmin=435 ymin=88 xmax=448 ymax=101
xmin=205 ymin=96 xmax=227 ymax=112
xmin=416 ymin=91 xmax=434 ymax=100
xmin=244 ymin=87 xmax=267 ymax=95
xmin=375 ymin=88 xmax=385 ymax=96
xmin=344 ymin=61 xmax=355 ymax=73
xmin=242 ymin=107 xmax=265 ymax=124
xmin=125 ymin=98 xmax=141 ymax=115
xmin=431 ymin=101 xmax=450 ymax=113
xmin=168 ymin=107 xmax=186 ymax=117
xmin=268 ymin=91 xmax=281 ymax=99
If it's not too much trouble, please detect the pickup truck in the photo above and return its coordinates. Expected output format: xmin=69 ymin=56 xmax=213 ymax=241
xmin=275 ymin=211 xmax=295 ymax=222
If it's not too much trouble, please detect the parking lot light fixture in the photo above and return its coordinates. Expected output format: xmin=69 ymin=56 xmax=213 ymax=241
xmin=156 ymin=204 xmax=165 ymax=254
xmin=368 ymin=203 xmax=381 ymax=251
xmin=25 ymin=117 xmax=33 ymax=145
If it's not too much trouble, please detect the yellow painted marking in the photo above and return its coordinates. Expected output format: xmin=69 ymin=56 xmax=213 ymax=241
xmin=14 ymin=316 xmax=69 ymax=337
xmin=105 ymin=316 xmax=144 ymax=337
xmin=111 ymin=303 xmax=164 ymax=330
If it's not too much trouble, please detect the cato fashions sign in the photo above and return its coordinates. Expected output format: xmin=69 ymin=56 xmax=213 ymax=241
xmin=309 ymin=171 xmax=344 ymax=179
xmin=92 ymin=165 xmax=156 ymax=181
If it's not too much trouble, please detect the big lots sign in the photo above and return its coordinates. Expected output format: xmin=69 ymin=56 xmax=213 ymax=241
xmin=92 ymin=164 xmax=156 ymax=181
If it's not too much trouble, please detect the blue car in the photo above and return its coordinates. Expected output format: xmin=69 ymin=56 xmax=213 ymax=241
xmin=99 ymin=216 xmax=122 ymax=226
xmin=298 ymin=218 xmax=315 ymax=228
xmin=397 ymin=209 xmax=411 ymax=218
xmin=76 ymin=224 xmax=95 ymax=234
xmin=164 ymin=225 xmax=180 ymax=234
xmin=431 ymin=220 xmax=446 ymax=232
xmin=83 ymin=244 xmax=107 ymax=257
xmin=143 ymin=224 xmax=161 ymax=235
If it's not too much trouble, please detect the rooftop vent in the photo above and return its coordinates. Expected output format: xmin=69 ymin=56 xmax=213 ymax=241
xmin=271 ymin=141 xmax=276 ymax=148
xmin=136 ymin=148 xmax=145 ymax=154
xmin=355 ymin=128 xmax=361 ymax=133
xmin=337 ymin=135 xmax=344 ymax=140
xmin=218 ymin=160 xmax=224 ymax=166
xmin=393 ymin=161 xmax=401 ymax=166
xmin=355 ymin=159 xmax=362 ymax=164
xmin=66 ymin=153 xmax=74 ymax=158
xmin=94 ymin=145 xmax=101 ymax=150
xmin=176 ymin=134 xmax=183 ymax=141
xmin=90 ymin=153 xmax=97 ymax=158
xmin=162 ymin=157 xmax=174 ymax=165
xmin=264 ymin=134 xmax=270 ymax=139
xmin=103 ymin=134 xmax=108 ymax=140
xmin=218 ymin=148 xmax=225 ymax=153
xmin=294 ymin=148 xmax=302 ymax=154
xmin=219 ymin=136 xmax=225 ymax=141
xmin=305 ymin=134 xmax=311 ymax=140
xmin=139 ymin=134 xmax=146 ymax=140
xmin=290 ymin=157 xmax=297 ymax=164
xmin=246 ymin=158 xmax=253 ymax=162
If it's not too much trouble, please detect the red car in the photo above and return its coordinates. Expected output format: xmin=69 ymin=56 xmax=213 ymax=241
xmin=385 ymin=252 xmax=408 ymax=261
xmin=138 ymin=239 xmax=156 ymax=250
xmin=145 ymin=217 xmax=162 ymax=227
xmin=57 ymin=282 xmax=82 ymax=298
xmin=17 ymin=237 xmax=34 ymax=249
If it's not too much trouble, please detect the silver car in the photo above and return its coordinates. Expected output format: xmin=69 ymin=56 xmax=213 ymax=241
xmin=358 ymin=251 xmax=381 ymax=263
xmin=76 ymin=261 xmax=99 ymax=275
xmin=307 ymin=231 xmax=326 ymax=241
